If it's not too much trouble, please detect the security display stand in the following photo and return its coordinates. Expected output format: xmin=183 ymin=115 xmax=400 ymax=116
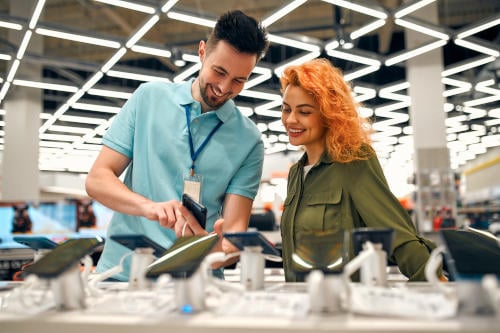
xmin=173 ymin=269 xmax=205 ymax=313
xmin=51 ymin=264 xmax=85 ymax=311
xmin=239 ymin=246 xmax=265 ymax=291
xmin=308 ymin=270 xmax=346 ymax=313
xmin=359 ymin=242 xmax=387 ymax=287
xmin=128 ymin=248 xmax=155 ymax=290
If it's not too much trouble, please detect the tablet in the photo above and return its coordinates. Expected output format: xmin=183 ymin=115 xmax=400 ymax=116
xmin=110 ymin=234 xmax=167 ymax=257
xmin=352 ymin=228 xmax=394 ymax=256
xmin=13 ymin=236 xmax=59 ymax=250
xmin=440 ymin=228 xmax=500 ymax=280
xmin=23 ymin=237 xmax=104 ymax=278
xmin=223 ymin=231 xmax=281 ymax=257
xmin=145 ymin=233 xmax=219 ymax=279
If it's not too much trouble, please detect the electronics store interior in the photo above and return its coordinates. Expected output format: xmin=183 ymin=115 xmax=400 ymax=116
xmin=0 ymin=1 xmax=499 ymax=332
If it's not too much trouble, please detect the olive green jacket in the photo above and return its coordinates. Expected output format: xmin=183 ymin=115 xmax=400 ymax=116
xmin=280 ymin=150 xmax=436 ymax=282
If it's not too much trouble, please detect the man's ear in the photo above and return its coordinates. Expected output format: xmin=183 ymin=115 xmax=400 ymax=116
xmin=198 ymin=40 xmax=206 ymax=62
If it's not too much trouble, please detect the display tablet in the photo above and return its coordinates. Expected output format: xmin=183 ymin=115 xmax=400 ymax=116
xmin=440 ymin=228 xmax=500 ymax=280
xmin=223 ymin=231 xmax=281 ymax=257
xmin=352 ymin=228 xmax=394 ymax=256
xmin=13 ymin=236 xmax=59 ymax=250
xmin=110 ymin=234 xmax=167 ymax=257
xmin=182 ymin=193 xmax=207 ymax=229
xmin=23 ymin=237 xmax=104 ymax=278
xmin=145 ymin=233 xmax=219 ymax=279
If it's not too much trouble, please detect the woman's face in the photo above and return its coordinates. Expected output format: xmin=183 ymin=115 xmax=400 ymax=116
xmin=281 ymin=85 xmax=326 ymax=152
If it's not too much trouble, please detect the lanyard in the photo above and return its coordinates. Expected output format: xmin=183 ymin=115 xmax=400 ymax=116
xmin=184 ymin=104 xmax=223 ymax=176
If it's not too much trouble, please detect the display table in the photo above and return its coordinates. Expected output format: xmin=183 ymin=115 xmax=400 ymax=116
xmin=0 ymin=273 xmax=498 ymax=333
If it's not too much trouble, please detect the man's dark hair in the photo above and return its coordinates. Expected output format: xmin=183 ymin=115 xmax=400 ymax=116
xmin=207 ymin=10 xmax=269 ymax=60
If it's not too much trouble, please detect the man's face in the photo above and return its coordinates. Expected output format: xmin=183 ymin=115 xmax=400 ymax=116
xmin=196 ymin=40 xmax=257 ymax=111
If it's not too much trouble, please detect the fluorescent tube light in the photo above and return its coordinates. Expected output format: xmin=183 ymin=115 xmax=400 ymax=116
xmin=71 ymin=102 xmax=121 ymax=113
xmin=36 ymin=27 xmax=121 ymax=48
xmin=385 ymin=39 xmax=447 ymax=66
xmin=441 ymin=55 xmax=495 ymax=77
xmin=131 ymin=45 xmax=171 ymax=58
xmin=29 ymin=0 xmax=46 ymax=29
xmin=13 ymin=79 xmax=78 ymax=92
xmin=126 ymin=15 xmax=159 ymax=48
xmin=322 ymin=0 xmax=387 ymax=19
xmin=350 ymin=19 xmax=386 ymax=40
xmin=6 ymin=59 xmax=20 ymax=82
xmin=88 ymin=88 xmax=132 ymax=99
xmin=161 ymin=0 xmax=180 ymax=13
xmin=16 ymin=31 xmax=32 ymax=59
xmin=0 ymin=20 xmax=22 ymax=30
xmin=268 ymin=34 xmax=320 ymax=52
xmin=101 ymin=48 xmax=127 ymax=72
xmin=395 ymin=18 xmax=449 ymax=40
xmin=454 ymin=38 xmax=500 ymax=57
xmin=394 ymin=0 xmax=436 ymax=19
xmin=262 ymin=0 xmax=308 ymax=27
xmin=456 ymin=16 xmax=500 ymax=39
xmin=95 ymin=0 xmax=155 ymax=14
xmin=343 ymin=65 xmax=380 ymax=81
xmin=326 ymin=49 xmax=381 ymax=66
xmin=107 ymin=70 xmax=170 ymax=83
xmin=167 ymin=11 xmax=215 ymax=28
xmin=0 ymin=54 xmax=12 ymax=61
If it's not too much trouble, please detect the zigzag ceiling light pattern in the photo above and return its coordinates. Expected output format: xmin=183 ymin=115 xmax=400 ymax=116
xmin=0 ymin=0 xmax=498 ymax=174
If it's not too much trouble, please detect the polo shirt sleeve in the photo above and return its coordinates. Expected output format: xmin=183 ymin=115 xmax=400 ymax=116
xmin=102 ymin=84 xmax=143 ymax=158
xmin=225 ymin=139 xmax=264 ymax=200
xmin=347 ymin=156 xmax=435 ymax=281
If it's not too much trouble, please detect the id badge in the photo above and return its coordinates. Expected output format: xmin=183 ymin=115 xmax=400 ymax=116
xmin=183 ymin=173 xmax=202 ymax=202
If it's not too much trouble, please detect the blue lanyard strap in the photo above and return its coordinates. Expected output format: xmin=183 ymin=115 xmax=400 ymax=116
xmin=184 ymin=105 xmax=223 ymax=176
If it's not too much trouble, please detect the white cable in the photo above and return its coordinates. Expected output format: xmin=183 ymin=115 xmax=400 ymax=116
xmin=87 ymin=252 xmax=132 ymax=295
xmin=425 ymin=245 xmax=454 ymax=297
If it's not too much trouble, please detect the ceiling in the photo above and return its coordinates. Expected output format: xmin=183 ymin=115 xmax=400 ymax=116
xmin=0 ymin=0 xmax=499 ymax=174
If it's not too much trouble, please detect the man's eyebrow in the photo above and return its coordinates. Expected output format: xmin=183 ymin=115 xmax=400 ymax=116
xmin=213 ymin=65 xmax=249 ymax=81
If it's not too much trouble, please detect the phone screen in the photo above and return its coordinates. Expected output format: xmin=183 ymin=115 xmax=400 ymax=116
xmin=223 ymin=231 xmax=281 ymax=256
xmin=110 ymin=234 xmax=167 ymax=257
xmin=23 ymin=237 xmax=104 ymax=278
xmin=13 ymin=236 xmax=59 ymax=250
xmin=146 ymin=233 xmax=218 ymax=279
xmin=182 ymin=193 xmax=207 ymax=229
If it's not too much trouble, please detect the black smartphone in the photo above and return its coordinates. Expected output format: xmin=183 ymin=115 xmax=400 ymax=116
xmin=110 ymin=234 xmax=167 ymax=257
xmin=223 ymin=231 xmax=281 ymax=257
xmin=13 ymin=236 xmax=59 ymax=250
xmin=182 ymin=193 xmax=207 ymax=229
xmin=352 ymin=227 xmax=394 ymax=256
xmin=23 ymin=237 xmax=104 ymax=278
xmin=145 ymin=233 xmax=219 ymax=279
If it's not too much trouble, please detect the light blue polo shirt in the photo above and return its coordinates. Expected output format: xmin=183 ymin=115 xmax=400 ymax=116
xmin=96 ymin=79 xmax=264 ymax=280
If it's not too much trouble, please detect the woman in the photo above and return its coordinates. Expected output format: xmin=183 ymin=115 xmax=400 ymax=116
xmin=279 ymin=58 xmax=438 ymax=282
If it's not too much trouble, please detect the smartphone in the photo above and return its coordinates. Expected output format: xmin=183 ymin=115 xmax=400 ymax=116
xmin=182 ymin=193 xmax=207 ymax=229
xmin=223 ymin=231 xmax=281 ymax=257
xmin=13 ymin=236 xmax=59 ymax=250
xmin=23 ymin=237 xmax=104 ymax=278
xmin=352 ymin=228 xmax=394 ymax=256
xmin=145 ymin=233 xmax=219 ymax=279
xmin=110 ymin=234 xmax=167 ymax=257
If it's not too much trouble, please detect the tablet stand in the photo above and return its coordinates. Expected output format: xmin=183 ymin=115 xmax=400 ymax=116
xmin=344 ymin=241 xmax=387 ymax=286
xmin=240 ymin=245 xmax=265 ymax=290
xmin=129 ymin=247 xmax=155 ymax=290
xmin=173 ymin=269 xmax=205 ymax=313
xmin=51 ymin=264 xmax=85 ymax=310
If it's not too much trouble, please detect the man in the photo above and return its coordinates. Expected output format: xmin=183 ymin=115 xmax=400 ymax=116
xmin=86 ymin=10 xmax=269 ymax=280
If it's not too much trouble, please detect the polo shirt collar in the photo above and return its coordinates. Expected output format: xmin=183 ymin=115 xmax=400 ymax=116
xmin=178 ymin=78 xmax=235 ymax=123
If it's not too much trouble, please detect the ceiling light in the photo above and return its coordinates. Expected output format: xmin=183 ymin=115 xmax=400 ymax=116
xmin=161 ymin=0 xmax=180 ymax=13
xmin=343 ymin=65 xmax=380 ymax=81
xmin=327 ymin=49 xmax=381 ymax=66
xmin=0 ymin=53 xmax=11 ymax=61
xmin=453 ymin=38 xmax=500 ymax=57
xmin=16 ymin=31 xmax=32 ymax=59
xmin=0 ymin=20 xmax=22 ymax=30
xmin=29 ymin=0 xmax=46 ymax=29
xmin=35 ymin=27 xmax=121 ymax=48
xmin=131 ymin=45 xmax=171 ymax=58
xmin=262 ymin=0 xmax=308 ymax=27
xmin=456 ymin=16 xmax=500 ymax=39
xmin=441 ymin=55 xmax=496 ymax=76
xmin=6 ymin=59 xmax=20 ymax=82
xmin=71 ymin=102 xmax=121 ymax=113
xmin=101 ymin=48 xmax=127 ymax=72
xmin=126 ymin=15 xmax=160 ymax=48
xmin=350 ymin=19 xmax=386 ymax=40
xmin=274 ymin=51 xmax=321 ymax=77
xmin=13 ymin=79 xmax=78 ymax=92
xmin=107 ymin=70 xmax=170 ymax=83
xmin=385 ymin=39 xmax=447 ymax=66
xmin=395 ymin=18 xmax=449 ymax=40
xmin=394 ymin=0 xmax=436 ymax=19
xmin=322 ymin=0 xmax=387 ymax=19
xmin=167 ymin=11 xmax=215 ymax=28
xmin=173 ymin=63 xmax=201 ymax=82
xmin=95 ymin=0 xmax=155 ymax=14
xmin=268 ymin=34 xmax=320 ymax=52
xmin=87 ymin=88 xmax=132 ymax=99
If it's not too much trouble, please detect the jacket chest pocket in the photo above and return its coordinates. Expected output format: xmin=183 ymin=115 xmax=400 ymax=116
xmin=298 ymin=189 xmax=343 ymax=231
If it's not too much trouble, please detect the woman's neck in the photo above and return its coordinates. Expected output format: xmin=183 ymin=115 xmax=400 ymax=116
xmin=305 ymin=145 xmax=325 ymax=166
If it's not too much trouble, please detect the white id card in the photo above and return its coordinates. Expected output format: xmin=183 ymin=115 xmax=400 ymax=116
xmin=183 ymin=173 xmax=202 ymax=202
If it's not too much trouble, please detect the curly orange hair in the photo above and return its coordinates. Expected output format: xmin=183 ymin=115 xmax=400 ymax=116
xmin=280 ymin=58 xmax=373 ymax=163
